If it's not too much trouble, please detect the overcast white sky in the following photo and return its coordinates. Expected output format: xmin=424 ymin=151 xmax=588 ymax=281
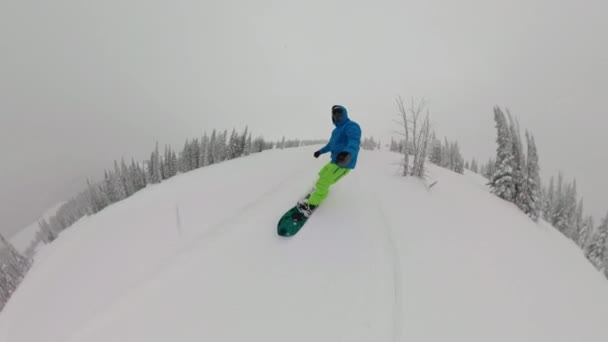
xmin=1 ymin=0 xmax=606 ymax=236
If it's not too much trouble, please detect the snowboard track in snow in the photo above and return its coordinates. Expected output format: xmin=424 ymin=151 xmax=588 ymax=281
xmin=371 ymin=191 xmax=404 ymax=342
xmin=360 ymin=186 xmax=404 ymax=342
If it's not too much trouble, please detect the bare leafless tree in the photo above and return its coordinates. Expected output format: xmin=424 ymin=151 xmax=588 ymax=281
xmin=395 ymin=97 xmax=433 ymax=178
xmin=413 ymin=113 xmax=432 ymax=177
xmin=395 ymin=96 xmax=410 ymax=176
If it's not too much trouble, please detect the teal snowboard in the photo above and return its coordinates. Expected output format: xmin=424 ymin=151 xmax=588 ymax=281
xmin=277 ymin=191 xmax=314 ymax=237
xmin=277 ymin=206 xmax=310 ymax=237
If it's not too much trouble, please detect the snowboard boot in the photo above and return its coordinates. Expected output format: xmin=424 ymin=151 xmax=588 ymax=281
xmin=296 ymin=201 xmax=317 ymax=218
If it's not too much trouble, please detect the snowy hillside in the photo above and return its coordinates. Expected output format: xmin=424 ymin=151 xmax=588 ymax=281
xmin=9 ymin=202 xmax=65 ymax=254
xmin=1 ymin=147 xmax=607 ymax=342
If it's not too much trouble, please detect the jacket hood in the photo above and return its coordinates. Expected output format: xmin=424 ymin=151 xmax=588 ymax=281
xmin=332 ymin=105 xmax=349 ymax=127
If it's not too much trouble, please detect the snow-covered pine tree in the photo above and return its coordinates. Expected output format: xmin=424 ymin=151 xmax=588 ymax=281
xmin=538 ymin=183 xmax=546 ymax=215
xmin=0 ymin=233 xmax=31 ymax=311
xmin=252 ymin=136 xmax=265 ymax=153
xmin=282 ymin=139 xmax=294 ymax=148
xmin=111 ymin=162 xmax=124 ymax=200
xmin=102 ymin=170 xmax=115 ymax=203
xmin=565 ymin=180 xmax=579 ymax=240
xmin=183 ymin=140 xmax=190 ymax=171
xmin=551 ymin=174 xmax=565 ymax=230
xmin=165 ymin=145 xmax=177 ymax=179
xmin=127 ymin=161 xmax=138 ymax=193
xmin=389 ymin=138 xmax=397 ymax=152
xmin=483 ymin=158 xmax=495 ymax=180
xmin=185 ymin=139 xmax=194 ymax=172
xmin=179 ymin=139 xmax=189 ymax=172
xmin=490 ymin=107 xmax=516 ymax=202
xmin=227 ymin=129 xmax=239 ymax=159
xmin=515 ymin=132 xmax=531 ymax=216
xmin=199 ymin=134 xmax=208 ymax=167
xmin=429 ymin=138 xmax=442 ymax=165
xmin=470 ymin=158 xmax=479 ymax=173
xmin=189 ymin=139 xmax=196 ymax=169
xmin=362 ymin=137 xmax=368 ymax=149
xmin=363 ymin=137 xmax=380 ymax=150
xmin=167 ymin=146 xmax=174 ymax=178
xmin=233 ymin=129 xmax=243 ymax=157
xmin=99 ymin=180 xmax=111 ymax=210
xmin=191 ymin=138 xmax=200 ymax=169
xmin=101 ymin=170 xmax=111 ymax=204
xmin=208 ymin=130 xmax=217 ymax=165
xmin=428 ymin=136 xmax=464 ymax=174
xmin=580 ymin=216 xmax=595 ymax=251
xmin=48 ymin=215 xmax=64 ymax=238
xmin=245 ymin=132 xmax=252 ymax=156
xmin=586 ymin=212 xmax=608 ymax=271
xmin=129 ymin=159 xmax=146 ymax=191
xmin=218 ymin=130 xmax=228 ymax=162
xmin=148 ymin=142 xmax=162 ymax=183
xmin=144 ymin=152 xmax=152 ymax=184
xmin=120 ymin=158 xmax=135 ymax=196
xmin=543 ymin=176 xmax=555 ymax=221
xmin=0 ymin=271 xmax=7 ymax=311
xmin=162 ymin=145 xmax=170 ymax=179
xmin=279 ymin=136 xmax=285 ymax=149
xmin=106 ymin=169 xmax=121 ymax=203
xmin=0 ymin=234 xmax=30 ymax=273
xmin=572 ymin=198 xmax=585 ymax=245
xmin=447 ymin=142 xmax=464 ymax=174
xmin=239 ymin=126 xmax=248 ymax=157
xmin=521 ymin=132 xmax=540 ymax=221
xmin=171 ymin=150 xmax=178 ymax=176
xmin=448 ymin=141 xmax=455 ymax=170
xmin=508 ymin=112 xmax=527 ymax=211
xmin=37 ymin=218 xmax=56 ymax=243
xmin=550 ymin=174 xmax=578 ymax=238
xmin=441 ymin=137 xmax=450 ymax=168
xmin=212 ymin=130 xmax=227 ymax=163
xmin=86 ymin=179 xmax=105 ymax=214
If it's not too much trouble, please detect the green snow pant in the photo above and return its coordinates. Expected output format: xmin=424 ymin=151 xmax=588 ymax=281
xmin=307 ymin=162 xmax=351 ymax=206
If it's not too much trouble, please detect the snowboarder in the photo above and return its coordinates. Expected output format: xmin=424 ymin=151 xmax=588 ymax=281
xmin=297 ymin=105 xmax=362 ymax=216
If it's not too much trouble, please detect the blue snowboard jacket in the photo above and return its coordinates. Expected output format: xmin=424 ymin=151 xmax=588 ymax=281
xmin=318 ymin=105 xmax=362 ymax=169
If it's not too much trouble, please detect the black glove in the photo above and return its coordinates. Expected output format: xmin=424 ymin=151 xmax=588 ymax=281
xmin=336 ymin=152 xmax=351 ymax=167
xmin=314 ymin=151 xmax=321 ymax=158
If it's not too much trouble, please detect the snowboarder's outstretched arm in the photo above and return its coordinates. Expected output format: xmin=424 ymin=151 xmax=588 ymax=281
xmin=317 ymin=142 xmax=331 ymax=155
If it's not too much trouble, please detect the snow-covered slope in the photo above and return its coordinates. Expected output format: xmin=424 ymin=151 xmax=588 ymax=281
xmin=9 ymin=202 xmax=65 ymax=254
xmin=1 ymin=147 xmax=607 ymax=342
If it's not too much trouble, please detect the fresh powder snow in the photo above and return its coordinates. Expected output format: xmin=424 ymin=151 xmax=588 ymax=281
xmin=1 ymin=147 xmax=607 ymax=342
